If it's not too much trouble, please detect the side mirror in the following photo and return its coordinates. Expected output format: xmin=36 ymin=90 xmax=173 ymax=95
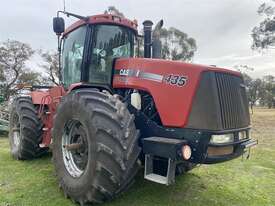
xmin=53 ymin=17 xmax=65 ymax=35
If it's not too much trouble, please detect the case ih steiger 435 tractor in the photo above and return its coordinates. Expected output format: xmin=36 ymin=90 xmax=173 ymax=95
xmin=9 ymin=10 xmax=257 ymax=205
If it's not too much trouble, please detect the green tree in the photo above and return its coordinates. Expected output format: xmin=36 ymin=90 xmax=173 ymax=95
xmin=40 ymin=51 xmax=60 ymax=85
xmin=0 ymin=67 xmax=4 ymax=82
xmin=17 ymin=70 xmax=43 ymax=86
xmin=262 ymin=75 xmax=275 ymax=108
xmin=104 ymin=6 xmax=197 ymax=61
xmin=241 ymin=73 xmax=275 ymax=110
xmin=160 ymin=27 xmax=197 ymax=61
xmin=137 ymin=25 xmax=197 ymax=61
xmin=251 ymin=1 xmax=275 ymax=50
xmin=0 ymin=40 xmax=35 ymax=100
xmin=104 ymin=6 xmax=124 ymax=17
xmin=235 ymin=65 xmax=263 ymax=112
xmin=246 ymin=77 xmax=265 ymax=112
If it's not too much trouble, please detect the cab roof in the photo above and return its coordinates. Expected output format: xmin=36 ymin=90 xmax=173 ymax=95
xmin=63 ymin=14 xmax=138 ymax=36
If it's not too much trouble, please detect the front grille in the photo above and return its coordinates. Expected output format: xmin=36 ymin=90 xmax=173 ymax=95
xmin=215 ymin=72 xmax=250 ymax=129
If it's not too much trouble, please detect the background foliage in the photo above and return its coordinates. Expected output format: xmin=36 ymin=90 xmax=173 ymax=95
xmin=251 ymin=0 xmax=275 ymax=50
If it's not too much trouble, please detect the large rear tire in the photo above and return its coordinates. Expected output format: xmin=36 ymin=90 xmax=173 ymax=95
xmin=52 ymin=89 xmax=141 ymax=205
xmin=9 ymin=96 xmax=47 ymax=160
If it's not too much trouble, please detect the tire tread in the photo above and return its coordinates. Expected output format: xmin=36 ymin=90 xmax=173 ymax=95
xmin=52 ymin=89 xmax=140 ymax=205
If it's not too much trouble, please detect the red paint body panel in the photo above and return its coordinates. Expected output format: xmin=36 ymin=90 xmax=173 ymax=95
xmin=30 ymin=83 xmax=100 ymax=147
xmin=113 ymin=58 xmax=241 ymax=128
xmin=63 ymin=14 xmax=138 ymax=36
xmin=29 ymin=87 xmax=65 ymax=147
xmin=28 ymin=57 xmax=241 ymax=146
xmin=30 ymin=91 xmax=50 ymax=105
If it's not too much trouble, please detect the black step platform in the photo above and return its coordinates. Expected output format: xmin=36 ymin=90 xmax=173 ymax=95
xmin=143 ymin=137 xmax=187 ymax=185
xmin=143 ymin=137 xmax=187 ymax=159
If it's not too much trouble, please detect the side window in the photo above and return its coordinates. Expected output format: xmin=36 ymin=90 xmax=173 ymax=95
xmin=62 ymin=27 xmax=86 ymax=87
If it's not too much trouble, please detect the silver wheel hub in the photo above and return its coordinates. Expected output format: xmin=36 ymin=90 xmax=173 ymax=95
xmin=13 ymin=129 xmax=20 ymax=147
xmin=62 ymin=120 xmax=88 ymax=178
xmin=11 ymin=114 xmax=20 ymax=148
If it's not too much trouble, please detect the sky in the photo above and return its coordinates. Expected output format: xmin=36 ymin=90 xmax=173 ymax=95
xmin=0 ymin=0 xmax=274 ymax=78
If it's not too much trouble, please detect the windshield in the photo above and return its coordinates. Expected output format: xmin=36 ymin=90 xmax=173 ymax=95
xmin=89 ymin=25 xmax=135 ymax=84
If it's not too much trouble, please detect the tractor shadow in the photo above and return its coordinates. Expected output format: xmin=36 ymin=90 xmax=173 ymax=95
xmin=104 ymin=168 xmax=208 ymax=206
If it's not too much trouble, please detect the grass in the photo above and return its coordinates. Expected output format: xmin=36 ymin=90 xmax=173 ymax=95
xmin=0 ymin=107 xmax=275 ymax=206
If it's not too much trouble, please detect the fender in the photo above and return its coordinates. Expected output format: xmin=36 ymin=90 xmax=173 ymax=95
xmin=29 ymin=86 xmax=65 ymax=105
xmin=30 ymin=83 xmax=112 ymax=106
xmin=30 ymin=90 xmax=51 ymax=105
xmin=67 ymin=83 xmax=113 ymax=93
xmin=113 ymin=58 xmax=241 ymax=128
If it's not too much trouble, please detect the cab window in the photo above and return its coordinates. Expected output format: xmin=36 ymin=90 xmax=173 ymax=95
xmin=62 ymin=27 xmax=86 ymax=87
xmin=89 ymin=25 xmax=135 ymax=84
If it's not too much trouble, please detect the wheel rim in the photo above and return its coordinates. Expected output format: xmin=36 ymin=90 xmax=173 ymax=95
xmin=62 ymin=120 xmax=89 ymax=178
xmin=11 ymin=113 xmax=20 ymax=147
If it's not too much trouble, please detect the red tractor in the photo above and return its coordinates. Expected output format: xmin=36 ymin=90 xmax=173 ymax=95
xmin=9 ymin=11 xmax=257 ymax=205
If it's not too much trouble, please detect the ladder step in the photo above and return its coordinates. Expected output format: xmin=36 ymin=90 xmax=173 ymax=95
xmin=39 ymin=143 xmax=46 ymax=148
xmin=144 ymin=173 xmax=169 ymax=185
xmin=144 ymin=154 xmax=176 ymax=185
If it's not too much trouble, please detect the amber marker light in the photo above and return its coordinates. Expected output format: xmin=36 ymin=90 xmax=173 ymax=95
xmin=182 ymin=145 xmax=192 ymax=160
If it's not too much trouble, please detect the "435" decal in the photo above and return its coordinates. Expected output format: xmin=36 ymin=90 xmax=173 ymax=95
xmin=163 ymin=74 xmax=188 ymax=87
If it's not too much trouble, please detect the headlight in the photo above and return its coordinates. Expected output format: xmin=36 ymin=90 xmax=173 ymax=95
xmin=210 ymin=134 xmax=234 ymax=144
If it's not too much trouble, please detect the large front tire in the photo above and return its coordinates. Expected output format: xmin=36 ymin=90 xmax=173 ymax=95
xmin=9 ymin=96 xmax=46 ymax=160
xmin=52 ymin=89 xmax=140 ymax=205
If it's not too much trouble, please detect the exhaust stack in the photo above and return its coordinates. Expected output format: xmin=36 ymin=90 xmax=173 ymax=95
xmin=143 ymin=20 xmax=164 ymax=59
xmin=143 ymin=20 xmax=153 ymax=58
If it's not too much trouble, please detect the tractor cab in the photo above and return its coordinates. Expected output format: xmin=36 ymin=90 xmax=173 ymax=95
xmin=53 ymin=13 xmax=138 ymax=88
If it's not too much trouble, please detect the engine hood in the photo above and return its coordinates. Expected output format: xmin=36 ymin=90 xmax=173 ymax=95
xmin=113 ymin=58 xmax=242 ymax=128
xmin=114 ymin=58 xmax=241 ymax=77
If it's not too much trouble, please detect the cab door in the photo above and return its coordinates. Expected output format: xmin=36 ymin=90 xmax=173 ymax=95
xmin=87 ymin=25 xmax=135 ymax=86
xmin=61 ymin=26 xmax=87 ymax=88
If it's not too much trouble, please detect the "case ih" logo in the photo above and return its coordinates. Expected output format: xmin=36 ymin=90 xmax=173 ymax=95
xmin=119 ymin=69 xmax=130 ymax=76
